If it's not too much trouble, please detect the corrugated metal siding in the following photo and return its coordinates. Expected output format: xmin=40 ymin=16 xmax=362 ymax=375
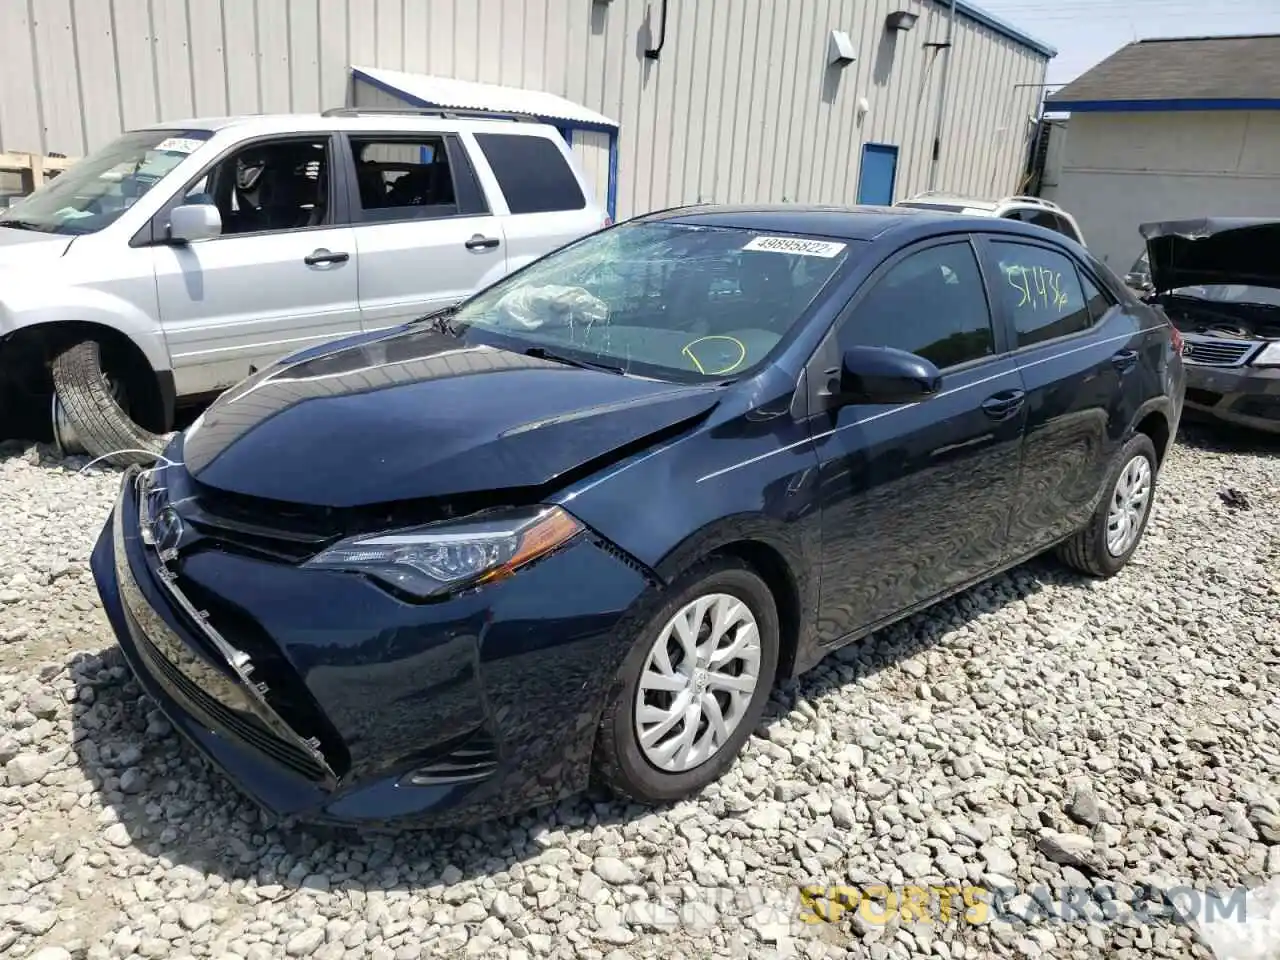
xmin=1 ymin=0 xmax=1047 ymax=218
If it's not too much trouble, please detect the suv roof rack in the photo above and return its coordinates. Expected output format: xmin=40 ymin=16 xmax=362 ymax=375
xmin=321 ymin=106 xmax=541 ymax=123
xmin=1001 ymin=194 xmax=1063 ymax=211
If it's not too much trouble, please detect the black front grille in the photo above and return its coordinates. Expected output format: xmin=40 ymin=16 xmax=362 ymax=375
xmin=1186 ymin=388 xmax=1224 ymax=407
xmin=1232 ymin=395 xmax=1280 ymax=421
xmin=132 ymin=624 xmax=329 ymax=782
xmin=1183 ymin=338 xmax=1254 ymax=366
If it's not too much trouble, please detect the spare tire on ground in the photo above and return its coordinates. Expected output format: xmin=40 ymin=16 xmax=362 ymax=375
xmin=48 ymin=340 xmax=170 ymax=468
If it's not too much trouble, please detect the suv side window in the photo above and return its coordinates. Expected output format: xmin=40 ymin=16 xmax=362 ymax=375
xmin=349 ymin=136 xmax=460 ymax=222
xmin=473 ymin=132 xmax=587 ymax=214
xmin=183 ymin=137 xmax=330 ymax=235
xmin=839 ymin=241 xmax=995 ymax=369
xmin=991 ymin=241 xmax=1094 ymax=348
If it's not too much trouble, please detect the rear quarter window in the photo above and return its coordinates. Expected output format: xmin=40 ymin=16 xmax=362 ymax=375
xmin=474 ymin=132 xmax=587 ymax=215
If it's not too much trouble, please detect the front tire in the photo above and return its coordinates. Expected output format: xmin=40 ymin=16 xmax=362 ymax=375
xmin=592 ymin=557 xmax=780 ymax=805
xmin=1056 ymin=433 xmax=1158 ymax=578
xmin=49 ymin=340 xmax=168 ymax=467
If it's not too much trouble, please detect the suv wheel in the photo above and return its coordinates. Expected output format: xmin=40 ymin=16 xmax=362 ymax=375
xmin=49 ymin=340 xmax=169 ymax=467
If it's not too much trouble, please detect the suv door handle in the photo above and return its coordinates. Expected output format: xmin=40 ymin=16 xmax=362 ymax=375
xmin=304 ymin=249 xmax=349 ymax=266
xmin=1111 ymin=348 xmax=1139 ymax=372
xmin=981 ymin=389 xmax=1026 ymax=421
xmin=465 ymin=234 xmax=501 ymax=251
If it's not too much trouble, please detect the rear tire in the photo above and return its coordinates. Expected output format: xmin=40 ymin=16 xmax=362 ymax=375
xmin=48 ymin=340 xmax=168 ymax=467
xmin=1056 ymin=433 xmax=1158 ymax=578
xmin=592 ymin=557 xmax=780 ymax=805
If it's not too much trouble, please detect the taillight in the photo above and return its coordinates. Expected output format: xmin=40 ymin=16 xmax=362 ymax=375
xmin=1168 ymin=324 xmax=1184 ymax=355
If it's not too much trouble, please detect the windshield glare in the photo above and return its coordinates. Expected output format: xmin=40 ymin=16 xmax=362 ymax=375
xmin=452 ymin=222 xmax=855 ymax=382
xmin=0 ymin=129 xmax=212 ymax=235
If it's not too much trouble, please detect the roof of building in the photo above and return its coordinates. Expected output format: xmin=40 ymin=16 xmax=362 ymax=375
xmin=351 ymin=67 xmax=619 ymax=132
xmin=1046 ymin=34 xmax=1280 ymax=112
xmin=934 ymin=0 xmax=1056 ymax=58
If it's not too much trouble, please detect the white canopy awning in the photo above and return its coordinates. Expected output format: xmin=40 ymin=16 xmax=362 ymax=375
xmin=351 ymin=66 xmax=619 ymax=133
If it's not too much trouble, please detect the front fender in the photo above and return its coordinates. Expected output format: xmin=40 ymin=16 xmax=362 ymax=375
xmin=0 ymin=275 xmax=170 ymax=375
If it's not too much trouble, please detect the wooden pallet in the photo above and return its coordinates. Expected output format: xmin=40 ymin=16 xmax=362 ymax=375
xmin=0 ymin=152 xmax=77 ymax=194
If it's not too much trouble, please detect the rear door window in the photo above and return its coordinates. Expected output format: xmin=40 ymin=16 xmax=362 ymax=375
xmin=474 ymin=132 xmax=587 ymax=214
xmin=990 ymin=241 xmax=1095 ymax=348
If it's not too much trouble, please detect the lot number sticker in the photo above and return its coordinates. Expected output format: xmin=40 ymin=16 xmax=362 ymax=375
xmin=155 ymin=137 xmax=205 ymax=154
xmin=743 ymin=236 xmax=847 ymax=258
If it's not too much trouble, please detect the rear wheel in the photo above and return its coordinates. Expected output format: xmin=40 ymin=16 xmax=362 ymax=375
xmin=49 ymin=340 xmax=169 ymax=467
xmin=592 ymin=557 xmax=779 ymax=804
xmin=1056 ymin=433 xmax=1158 ymax=578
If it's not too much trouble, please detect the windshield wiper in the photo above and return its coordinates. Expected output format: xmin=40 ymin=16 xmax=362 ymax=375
xmin=0 ymin=218 xmax=47 ymax=232
xmin=522 ymin=346 xmax=627 ymax=375
xmin=408 ymin=304 xmax=460 ymax=334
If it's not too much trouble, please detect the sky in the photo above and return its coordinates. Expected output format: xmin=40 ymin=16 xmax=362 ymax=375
xmin=974 ymin=0 xmax=1280 ymax=87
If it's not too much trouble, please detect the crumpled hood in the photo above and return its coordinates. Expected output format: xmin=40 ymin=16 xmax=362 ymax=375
xmin=1139 ymin=218 xmax=1280 ymax=293
xmin=182 ymin=325 xmax=723 ymax=508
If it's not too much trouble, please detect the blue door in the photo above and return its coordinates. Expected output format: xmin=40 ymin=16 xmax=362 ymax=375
xmin=857 ymin=143 xmax=899 ymax=205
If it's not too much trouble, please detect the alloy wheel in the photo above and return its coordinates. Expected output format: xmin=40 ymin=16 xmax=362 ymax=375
xmin=634 ymin=593 xmax=762 ymax=773
xmin=1105 ymin=453 xmax=1152 ymax=557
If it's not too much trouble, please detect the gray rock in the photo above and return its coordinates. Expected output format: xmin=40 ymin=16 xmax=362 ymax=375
xmin=284 ymin=927 xmax=325 ymax=956
xmin=1037 ymin=832 xmax=1096 ymax=869
xmin=5 ymin=752 xmax=50 ymax=786
xmin=592 ymin=857 xmax=637 ymax=885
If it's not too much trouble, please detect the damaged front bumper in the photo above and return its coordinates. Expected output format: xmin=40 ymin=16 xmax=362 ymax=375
xmin=1182 ymin=356 xmax=1280 ymax=434
xmin=90 ymin=465 xmax=657 ymax=828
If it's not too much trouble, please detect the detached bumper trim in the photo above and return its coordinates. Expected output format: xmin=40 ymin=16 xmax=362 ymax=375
xmin=113 ymin=466 xmax=338 ymax=785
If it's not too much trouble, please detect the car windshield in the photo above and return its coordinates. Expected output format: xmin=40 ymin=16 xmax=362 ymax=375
xmin=0 ymin=128 xmax=213 ymax=235
xmin=450 ymin=221 xmax=856 ymax=382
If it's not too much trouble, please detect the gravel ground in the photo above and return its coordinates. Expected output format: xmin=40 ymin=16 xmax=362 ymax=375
xmin=0 ymin=426 xmax=1277 ymax=960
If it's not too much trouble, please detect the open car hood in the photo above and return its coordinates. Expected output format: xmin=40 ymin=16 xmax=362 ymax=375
xmin=1139 ymin=218 xmax=1280 ymax=294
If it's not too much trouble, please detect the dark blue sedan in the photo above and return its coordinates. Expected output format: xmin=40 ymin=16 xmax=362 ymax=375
xmin=91 ymin=205 xmax=1186 ymax=827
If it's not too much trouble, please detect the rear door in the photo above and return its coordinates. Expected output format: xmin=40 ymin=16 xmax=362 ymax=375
xmin=975 ymin=233 xmax=1145 ymax=557
xmin=341 ymin=132 xmax=507 ymax=334
xmin=467 ymin=129 xmax=605 ymax=272
xmin=811 ymin=236 xmax=1027 ymax=643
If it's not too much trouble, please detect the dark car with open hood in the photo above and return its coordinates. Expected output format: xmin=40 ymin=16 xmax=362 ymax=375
xmin=1132 ymin=217 xmax=1280 ymax=434
xmin=91 ymin=204 xmax=1185 ymax=829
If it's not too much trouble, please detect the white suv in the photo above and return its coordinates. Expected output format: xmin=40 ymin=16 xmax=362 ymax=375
xmin=896 ymin=193 xmax=1087 ymax=247
xmin=0 ymin=108 xmax=608 ymax=463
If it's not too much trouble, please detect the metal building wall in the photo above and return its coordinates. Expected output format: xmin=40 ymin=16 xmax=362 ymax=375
xmin=0 ymin=0 xmax=1048 ymax=219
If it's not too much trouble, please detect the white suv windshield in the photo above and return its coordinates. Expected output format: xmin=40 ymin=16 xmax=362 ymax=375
xmin=452 ymin=221 xmax=857 ymax=382
xmin=0 ymin=128 xmax=212 ymax=235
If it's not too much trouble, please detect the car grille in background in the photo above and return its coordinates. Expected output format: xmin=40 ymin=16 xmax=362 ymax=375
xmin=1185 ymin=388 xmax=1224 ymax=407
xmin=1182 ymin=338 xmax=1255 ymax=366
xmin=1232 ymin=396 xmax=1280 ymax=421
xmin=132 ymin=624 xmax=330 ymax=782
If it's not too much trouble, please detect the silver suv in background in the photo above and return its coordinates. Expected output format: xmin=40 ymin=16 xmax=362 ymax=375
xmin=0 ymin=108 xmax=608 ymax=464
xmin=896 ymin=192 xmax=1087 ymax=247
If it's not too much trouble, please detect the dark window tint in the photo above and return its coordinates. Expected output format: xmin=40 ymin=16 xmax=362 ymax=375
xmin=992 ymin=242 xmax=1093 ymax=347
xmin=349 ymin=137 xmax=459 ymax=221
xmin=840 ymin=242 xmax=995 ymax=369
xmin=474 ymin=133 xmax=586 ymax=214
xmin=1080 ymin=271 xmax=1112 ymax=323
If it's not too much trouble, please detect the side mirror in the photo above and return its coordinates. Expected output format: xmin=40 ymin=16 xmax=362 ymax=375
xmin=831 ymin=345 xmax=942 ymax=405
xmin=168 ymin=203 xmax=222 ymax=243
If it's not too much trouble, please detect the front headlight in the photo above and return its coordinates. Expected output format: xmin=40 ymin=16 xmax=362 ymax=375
xmin=1252 ymin=342 xmax=1280 ymax=367
xmin=303 ymin=505 xmax=583 ymax=599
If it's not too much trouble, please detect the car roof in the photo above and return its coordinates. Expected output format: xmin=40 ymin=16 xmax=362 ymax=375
xmin=136 ymin=113 xmax=558 ymax=137
xmin=639 ymin=203 xmax=1068 ymax=244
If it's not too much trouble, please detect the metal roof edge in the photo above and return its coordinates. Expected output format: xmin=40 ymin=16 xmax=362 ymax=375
xmin=931 ymin=0 xmax=1057 ymax=58
xmin=350 ymin=66 xmax=620 ymax=133
xmin=1045 ymin=97 xmax=1280 ymax=113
